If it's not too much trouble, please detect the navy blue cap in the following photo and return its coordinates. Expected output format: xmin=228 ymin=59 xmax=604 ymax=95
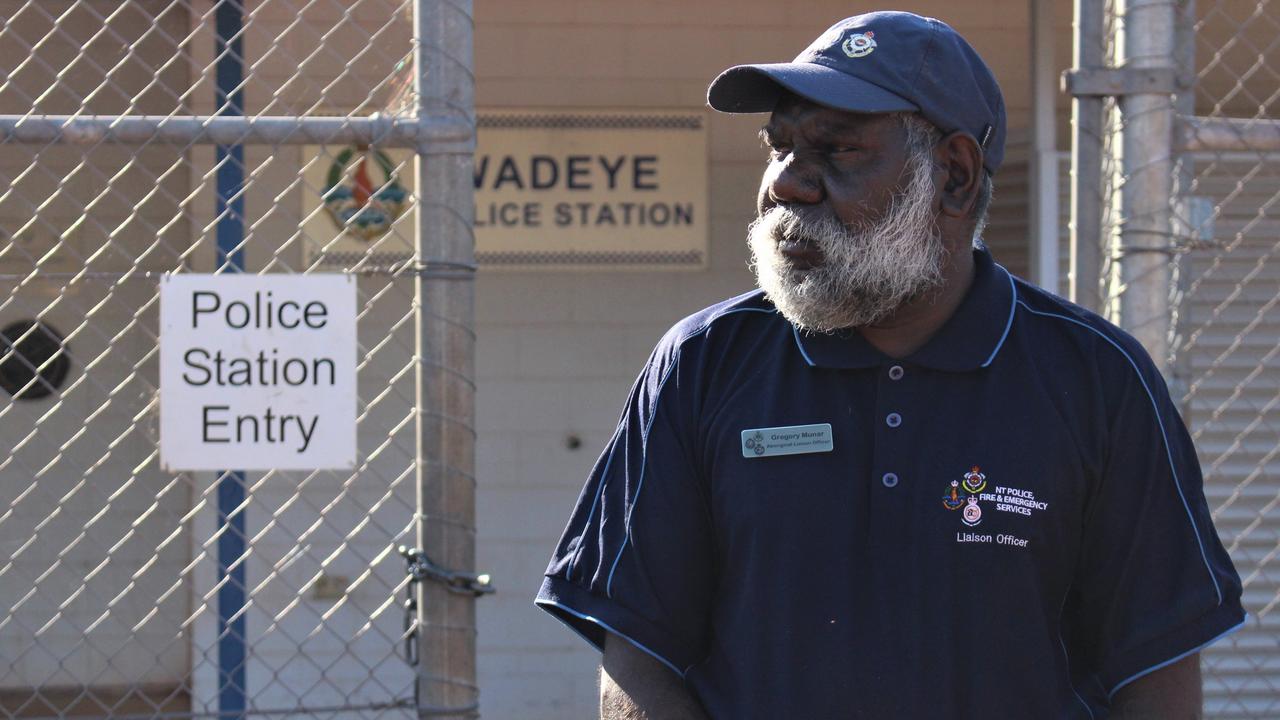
xmin=707 ymin=12 xmax=1007 ymax=175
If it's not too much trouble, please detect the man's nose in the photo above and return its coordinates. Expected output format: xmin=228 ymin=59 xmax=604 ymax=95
xmin=765 ymin=156 xmax=823 ymax=206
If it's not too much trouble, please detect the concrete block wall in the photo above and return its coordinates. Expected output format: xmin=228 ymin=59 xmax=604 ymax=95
xmin=0 ymin=1 xmax=194 ymax=696
xmin=470 ymin=2 xmax=1070 ymax=716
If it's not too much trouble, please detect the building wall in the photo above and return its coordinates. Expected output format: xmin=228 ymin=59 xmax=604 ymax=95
xmin=0 ymin=1 xmax=193 ymax=702
xmin=470 ymin=2 xmax=1072 ymax=716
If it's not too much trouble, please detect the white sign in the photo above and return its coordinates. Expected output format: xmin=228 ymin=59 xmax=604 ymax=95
xmin=160 ymin=274 xmax=357 ymax=471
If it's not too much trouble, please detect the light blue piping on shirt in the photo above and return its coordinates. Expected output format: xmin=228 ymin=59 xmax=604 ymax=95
xmin=1056 ymin=584 xmax=1097 ymax=720
xmin=1058 ymin=635 xmax=1096 ymax=719
xmin=566 ymin=424 xmax=623 ymax=583
xmin=1107 ymin=614 xmax=1247 ymax=699
xmin=791 ymin=324 xmax=818 ymax=366
xmin=789 ymin=263 xmax=1019 ymax=369
xmin=981 ymin=265 xmax=1019 ymax=367
xmin=603 ymin=306 xmax=774 ymax=599
xmin=1016 ymin=301 xmax=1224 ymax=605
xmin=535 ymin=597 xmax=690 ymax=678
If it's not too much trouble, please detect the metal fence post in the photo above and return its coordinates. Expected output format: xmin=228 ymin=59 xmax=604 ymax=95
xmin=412 ymin=0 xmax=479 ymax=716
xmin=1115 ymin=0 xmax=1177 ymax=371
xmin=1030 ymin=0 xmax=1061 ymax=291
xmin=213 ymin=2 xmax=248 ymax=717
xmin=1070 ymin=0 xmax=1106 ymax=312
xmin=1169 ymin=0 xmax=1197 ymax=406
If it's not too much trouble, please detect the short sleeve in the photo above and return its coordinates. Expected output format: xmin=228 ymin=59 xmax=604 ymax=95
xmin=535 ymin=336 xmax=714 ymax=677
xmin=1063 ymin=342 xmax=1245 ymax=701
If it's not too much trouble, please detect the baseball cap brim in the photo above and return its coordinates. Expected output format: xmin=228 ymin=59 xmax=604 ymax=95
xmin=707 ymin=63 xmax=919 ymax=115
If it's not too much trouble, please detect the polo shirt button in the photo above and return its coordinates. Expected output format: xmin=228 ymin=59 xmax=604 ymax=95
xmin=886 ymin=412 xmax=902 ymax=428
xmin=888 ymin=365 xmax=904 ymax=380
xmin=882 ymin=472 xmax=899 ymax=488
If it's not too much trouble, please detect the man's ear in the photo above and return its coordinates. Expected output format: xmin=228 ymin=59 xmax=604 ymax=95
xmin=934 ymin=131 xmax=984 ymax=219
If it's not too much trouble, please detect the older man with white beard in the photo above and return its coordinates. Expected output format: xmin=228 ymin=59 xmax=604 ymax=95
xmin=536 ymin=11 xmax=1244 ymax=720
xmin=747 ymin=110 xmax=952 ymax=334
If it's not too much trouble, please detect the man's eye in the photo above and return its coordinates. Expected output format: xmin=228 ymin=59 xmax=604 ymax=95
xmin=829 ymin=146 xmax=859 ymax=156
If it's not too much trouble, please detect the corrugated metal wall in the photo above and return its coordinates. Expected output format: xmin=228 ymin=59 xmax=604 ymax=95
xmin=1182 ymin=155 xmax=1280 ymax=718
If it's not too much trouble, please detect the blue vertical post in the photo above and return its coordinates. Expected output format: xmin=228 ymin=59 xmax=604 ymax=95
xmin=214 ymin=1 xmax=247 ymax=718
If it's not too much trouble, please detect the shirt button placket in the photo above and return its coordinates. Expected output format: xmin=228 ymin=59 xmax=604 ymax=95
xmin=870 ymin=363 xmax=910 ymax=547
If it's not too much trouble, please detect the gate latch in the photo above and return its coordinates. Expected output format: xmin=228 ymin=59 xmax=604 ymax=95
xmin=398 ymin=545 xmax=495 ymax=597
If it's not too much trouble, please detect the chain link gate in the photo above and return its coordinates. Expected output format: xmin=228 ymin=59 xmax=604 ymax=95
xmin=0 ymin=1 xmax=480 ymax=717
xmin=1068 ymin=0 xmax=1280 ymax=715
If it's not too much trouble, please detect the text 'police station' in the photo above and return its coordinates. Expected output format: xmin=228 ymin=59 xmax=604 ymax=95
xmin=474 ymin=154 xmax=694 ymax=228
xmin=180 ymin=291 xmax=334 ymax=452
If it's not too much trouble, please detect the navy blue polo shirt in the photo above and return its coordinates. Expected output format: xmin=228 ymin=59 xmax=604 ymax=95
xmin=535 ymin=248 xmax=1244 ymax=718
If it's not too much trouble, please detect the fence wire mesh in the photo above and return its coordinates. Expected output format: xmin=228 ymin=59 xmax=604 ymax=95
xmin=1181 ymin=1 xmax=1280 ymax=715
xmin=1083 ymin=0 xmax=1280 ymax=715
xmin=0 ymin=1 xmax=476 ymax=717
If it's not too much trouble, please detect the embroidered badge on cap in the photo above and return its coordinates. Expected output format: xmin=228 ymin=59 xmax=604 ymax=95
xmin=741 ymin=423 xmax=833 ymax=458
xmin=842 ymin=31 xmax=876 ymax=58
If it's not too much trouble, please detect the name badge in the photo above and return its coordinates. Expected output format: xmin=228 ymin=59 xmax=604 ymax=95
xmin=741 ymin=423 xmax=833 ymax=458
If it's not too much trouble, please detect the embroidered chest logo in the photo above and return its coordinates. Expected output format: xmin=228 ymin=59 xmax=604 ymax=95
xmin=945 ymin=465 xmax=1043 ymax=548
xmin=842 ymin=31 xmax=877 ymax=58
xmin=941 ymin=465 xmax=989 ymax=516
xmin=942 ymin=467 xmax=987 ymax=527
xmin=962 ymin=466 xmax=987 ymax=494
xmin=942 ymin=480 xmax=965 ymax=510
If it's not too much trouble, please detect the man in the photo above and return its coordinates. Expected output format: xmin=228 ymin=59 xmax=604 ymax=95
xmin=535 ymin=11 xmax=1245 ymax=719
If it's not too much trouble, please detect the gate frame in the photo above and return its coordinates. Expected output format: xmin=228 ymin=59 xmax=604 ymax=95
xmin=0 ymin=1 xmax=480 ymax=716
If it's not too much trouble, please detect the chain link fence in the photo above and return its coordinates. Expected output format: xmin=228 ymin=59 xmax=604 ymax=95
xmin=1072 ymin=0 xmax=1280 ymax=716
xmin=0 ymin=1 xmax=477 ymax=717
xmin=1180 ymin=1 xmax=1280 ymax=715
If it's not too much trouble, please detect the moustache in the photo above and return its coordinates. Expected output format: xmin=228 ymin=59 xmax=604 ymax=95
xmin=753 ymin=206 xmax=848 ymax=246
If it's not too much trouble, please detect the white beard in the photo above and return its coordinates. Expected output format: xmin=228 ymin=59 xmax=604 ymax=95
xmin=747 ymin=149 xmax=947 ymax=333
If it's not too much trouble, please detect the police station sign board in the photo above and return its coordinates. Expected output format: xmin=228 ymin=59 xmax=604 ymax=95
xmin=302 ymin=109 xmax=709 ymax=269
xmin=159 ymin=274 xmax=357 ymax=471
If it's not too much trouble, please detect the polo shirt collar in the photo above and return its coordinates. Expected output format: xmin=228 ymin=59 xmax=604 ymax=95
xmin=790 ymin=247 xmax=1017 ymax=372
